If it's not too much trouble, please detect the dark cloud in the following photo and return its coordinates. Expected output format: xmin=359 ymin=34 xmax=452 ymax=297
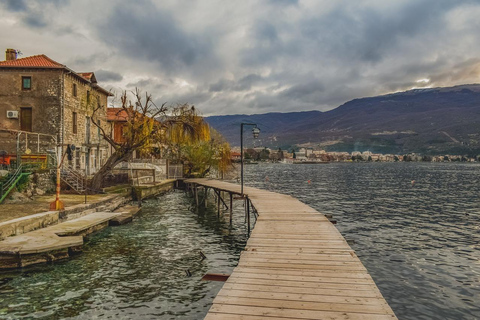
xmin=3 ymin=0 xmax=71 ymax=29
xmin=279 ymin=79 xmax=325 ymax=102
xmin=267 ymin=0 xmax=298 ymax=5
xmin=23 ymin=14 xmax=47 ymax=28
xmin=126 ymin=79 xmax=151 ymax=89
xmin=209 ymin=79 xmax=232 ymax=92
xmin=95 ymin=69 xmax=123 ymax=82
xmin=97 ymin=0 xmax=218 ymax=77
xmin=4 ymin=0 xmax=27 ymax=12
xmin=209 ymin=74 xmax=266 ymax=92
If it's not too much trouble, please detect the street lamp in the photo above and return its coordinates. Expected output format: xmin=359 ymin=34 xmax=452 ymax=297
xmin=240 ymin=123 xmax=260 ymax=196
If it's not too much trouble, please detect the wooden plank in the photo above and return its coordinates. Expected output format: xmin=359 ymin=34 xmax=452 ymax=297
xmin=234 ymin=266 xmax=371 ymax=279
xmin=238 ymin=257 xmax=362 ymax=267
xmin=216 ymin=288 xmax=389 ymax=305
xmin=244 ymin=247 xmax=355 ymax=255
xmin=240 ymin=252 xmax=356 ymax=261
xmin=213 ymin=296 xmax=395 ymax=315
xmin=220 ymin=283 xmax=382 ymax=297
xmin=208 ymin=305 xmax=396 ymax=320
xmin=228 ymin=272 xmax=376 ymax=285
xmin=205 ymin=314 xmax=301 ymax=320
xmin=232 ymin=267 xmax=371 ymax=278
xmin=225 ymin=277 xmax=378 ymax=291
xmin=237 ymin=261 xmax=366 ymax=271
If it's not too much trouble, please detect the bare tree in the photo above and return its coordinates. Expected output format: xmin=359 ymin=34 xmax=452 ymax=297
xmin=90 ymin=89 xmax=166 ymax=190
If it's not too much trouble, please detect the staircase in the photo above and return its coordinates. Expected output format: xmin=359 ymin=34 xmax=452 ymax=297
xmin=60 ymin=165 xmax=86 ymax=193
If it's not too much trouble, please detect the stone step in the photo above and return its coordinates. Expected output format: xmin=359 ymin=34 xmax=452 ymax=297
xmin=110 ymin=206 xmax=142 ymax=226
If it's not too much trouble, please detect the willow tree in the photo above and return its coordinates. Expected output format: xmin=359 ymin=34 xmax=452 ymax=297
xmin=158 ymin=104 xmax=211 ymax=162
xmin=158 ymin=104 xmax=232 ymax=178
xmin=90 ymin=89 xmax=167 ymax=190
xmin=180 ymin=128 xmax=232 ymax=178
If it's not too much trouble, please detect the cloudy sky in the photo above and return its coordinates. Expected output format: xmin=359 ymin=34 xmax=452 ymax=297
xmin=1 ymin=0 xmax=480 ymax=115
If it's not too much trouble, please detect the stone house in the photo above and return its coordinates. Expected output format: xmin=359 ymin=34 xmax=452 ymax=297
xmin=0 ymin=49 xmax=113 ymax=175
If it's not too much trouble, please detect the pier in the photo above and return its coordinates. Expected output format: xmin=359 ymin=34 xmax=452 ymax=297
xmin=185 ymin=179 xmax=397 ymax=320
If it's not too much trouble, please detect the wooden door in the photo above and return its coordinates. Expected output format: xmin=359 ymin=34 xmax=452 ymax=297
xmin=20 ymin=108 xmax=32 ymax=132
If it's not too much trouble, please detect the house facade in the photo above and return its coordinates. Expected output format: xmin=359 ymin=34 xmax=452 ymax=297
xmin=0 ymin=49 xmax=112 ymax=175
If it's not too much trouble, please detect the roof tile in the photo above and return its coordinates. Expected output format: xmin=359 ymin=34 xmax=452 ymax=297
xmin=0 ymin=54 xmax=65 ymax=68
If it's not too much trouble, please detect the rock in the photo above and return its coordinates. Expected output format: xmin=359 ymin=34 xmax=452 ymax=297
xmin=35 ymin=188 xmax=45 ymax=196
xmin=3 ymin=191 xmax=31 ymax=204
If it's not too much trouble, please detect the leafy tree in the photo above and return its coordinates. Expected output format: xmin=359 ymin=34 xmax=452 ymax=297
xmin=181 ymin=129 xmax=232 ymax=178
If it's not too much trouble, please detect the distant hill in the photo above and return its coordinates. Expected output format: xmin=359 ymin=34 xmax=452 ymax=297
xmin=205 ymin=84 xmax=480 ymax=155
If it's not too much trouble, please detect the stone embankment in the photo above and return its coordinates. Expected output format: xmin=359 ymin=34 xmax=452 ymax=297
xmin=0 ymin=193 xmax=140 ymax=269
xmin=0 ymin=194 xmax=127 ymax=240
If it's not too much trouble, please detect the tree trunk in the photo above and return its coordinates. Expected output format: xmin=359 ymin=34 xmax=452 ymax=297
xmin=90 ymin=151 xmax=129 ymax=190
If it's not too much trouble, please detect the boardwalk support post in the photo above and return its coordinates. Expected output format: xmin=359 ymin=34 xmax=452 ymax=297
xmin=246 ymin=198 xmax=251 ymax=236
xmin=204 ymin=187 xmax=208 ymax=207
xmin=229 ymin=193 xmax=233 ymax=226
xmin=194 ymin=185 xmax=199 ymax=206
xmin=217 ymin=189 xmax=221 ymax=217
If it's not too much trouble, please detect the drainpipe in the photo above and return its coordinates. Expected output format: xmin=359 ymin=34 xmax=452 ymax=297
xmin=60 ymin=71 xmax=65 ymax=164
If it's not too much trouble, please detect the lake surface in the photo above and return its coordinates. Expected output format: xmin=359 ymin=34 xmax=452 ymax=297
xmin=0 ymin=191 xmax=248 ymax=319
xmin=243 ymin=162 xmax=480 ymax=320
xmin=0 ymin=162 xmax=479 ymax=319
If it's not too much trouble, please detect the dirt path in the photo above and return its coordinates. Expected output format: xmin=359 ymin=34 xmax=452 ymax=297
xmin=0 ymin=194 xmax=110 ymax=223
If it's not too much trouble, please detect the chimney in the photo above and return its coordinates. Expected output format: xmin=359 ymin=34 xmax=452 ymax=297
xmin=5 ymin=49 xmax=17 ymax=61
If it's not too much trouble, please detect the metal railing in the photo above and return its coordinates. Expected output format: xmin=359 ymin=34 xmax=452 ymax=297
xmin=60 ymin=165 xmax=86 ymax=193
xmin=168 ymin=164 xmax=183 ymax=179
xmin=0 ymin=164 xmax=30 ymax=204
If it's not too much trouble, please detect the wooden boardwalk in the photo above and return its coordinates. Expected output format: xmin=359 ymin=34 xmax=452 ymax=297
xmin=185 ymin=179 xmax=397 ymax=320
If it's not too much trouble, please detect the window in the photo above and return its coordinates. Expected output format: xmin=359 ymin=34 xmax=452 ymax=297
xmin=97 ymin=119 xmax=101 ymax=137
xmin=87 ymin=90 xmax=90 ymax=103
xmin=73 ymin=112 xmax=77 ymax=134
xmin=73 ymin=83 xmax=77 ymax=97
xmin=22 ymin=76 xmax=31 ymax=90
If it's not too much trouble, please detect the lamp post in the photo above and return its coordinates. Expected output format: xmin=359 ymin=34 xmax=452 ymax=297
xmin=240 ymin=123 xmax=260 ymax=196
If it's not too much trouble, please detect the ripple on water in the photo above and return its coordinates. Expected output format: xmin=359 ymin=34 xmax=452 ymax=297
xmin=0 ymin=191 xmax=247 ymax=319
xmin=244 ymin=162 xmax=480 ymax=320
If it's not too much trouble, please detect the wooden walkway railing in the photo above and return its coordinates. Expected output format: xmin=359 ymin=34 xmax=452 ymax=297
xmin=185 ymin=178 xmax=397 ymax=320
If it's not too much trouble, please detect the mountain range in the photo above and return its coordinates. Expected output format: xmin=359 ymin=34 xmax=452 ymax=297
xmin=205 ymin=84 xmax=480 ymax=155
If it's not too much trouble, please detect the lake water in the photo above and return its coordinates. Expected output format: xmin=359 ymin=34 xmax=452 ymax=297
xmin=0 ymin=162 xmax=479 ymax=319
xmin=0 ymin=192 xmax=248 ymax=319
xmin=243 ymin=162 xmax=480 ymax=320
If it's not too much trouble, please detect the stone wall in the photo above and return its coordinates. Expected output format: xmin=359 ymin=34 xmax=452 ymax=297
xmin=133 ymin=180 xmax=175 ymax=200
xmin=0 ymin=69 xmax=62 ymax=153
xmin=62 ymin=73 xmax=111 ymax=173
